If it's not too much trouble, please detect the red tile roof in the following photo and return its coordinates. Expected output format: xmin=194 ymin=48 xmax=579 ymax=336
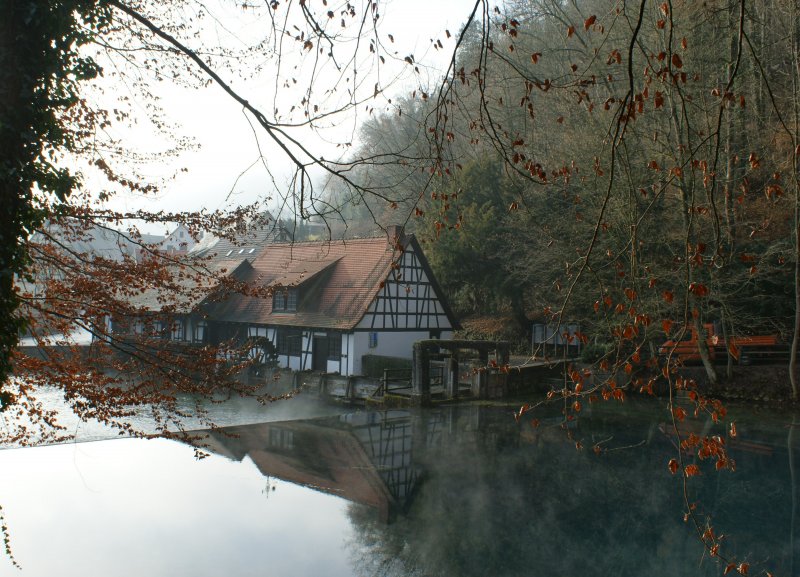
xmin=204 ymin=237 xmax=399 ymax=330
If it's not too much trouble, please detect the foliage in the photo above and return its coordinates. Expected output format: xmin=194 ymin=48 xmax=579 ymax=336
xmin=1 ymin=0 xmax=110 ymax=399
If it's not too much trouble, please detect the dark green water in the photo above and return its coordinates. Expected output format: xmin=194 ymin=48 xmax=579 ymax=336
xmin=0 ymin=397 xmax=796 ymax=576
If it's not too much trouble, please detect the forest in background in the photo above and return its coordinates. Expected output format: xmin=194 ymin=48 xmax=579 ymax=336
xmin=323 ymin=0 xmax=798 ymax=382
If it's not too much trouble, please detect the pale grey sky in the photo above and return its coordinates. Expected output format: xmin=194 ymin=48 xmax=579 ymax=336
xmin=95 ymin=0 xmax=476 ymax=231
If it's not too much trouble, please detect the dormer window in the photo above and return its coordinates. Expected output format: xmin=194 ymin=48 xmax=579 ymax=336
xmin=273 ymin=288 xmax=298 ymax=312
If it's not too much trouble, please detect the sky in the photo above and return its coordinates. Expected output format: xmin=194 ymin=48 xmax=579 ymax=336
xmin=96 ymin=0 xmax=477 ymax=232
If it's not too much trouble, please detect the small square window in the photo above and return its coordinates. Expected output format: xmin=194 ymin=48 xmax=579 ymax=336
xmin=273 ymin=288 xmax=298 ymax=312
xmin=276 ymin=328 xmax=302 ymax=356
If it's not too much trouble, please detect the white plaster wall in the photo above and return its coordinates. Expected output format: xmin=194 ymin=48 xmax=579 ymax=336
xmin=344 ymin=333 xmax=356 ymax=375
xmin=285 ymin=355 xmax=301 ymax=371
xmin=351 ymin=331 xmax=428 ymax=375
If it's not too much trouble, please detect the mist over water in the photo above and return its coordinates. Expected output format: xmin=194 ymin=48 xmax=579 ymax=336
xmin=0 ymin=398 xmax=796 ymax=577
xmin=0 ymin=386 xmax=347 ymax=446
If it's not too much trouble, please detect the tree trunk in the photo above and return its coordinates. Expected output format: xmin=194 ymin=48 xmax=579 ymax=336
xmin=0 ymin=1 xmax=32 ymax=385
xmin=790 ymin=0 xmax=800 ymax=400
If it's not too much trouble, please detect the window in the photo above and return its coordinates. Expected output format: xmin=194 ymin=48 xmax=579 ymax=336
xmin=152 ymin=320 xmax=166 ymax=339
xmin=287 ymin=289 xmax=298 ymax=311
xmin=368 ymin=332 xmax=378 ymax=348
xmin=276 ymin=328 xmax=302 ymax=356
xmin=328 ymin=333 xmax=342 ymax=360
xmin=273 ymin=288 xmax=298 ymax=312
xmin=171 ymin=319 xmax=184 ymax=341
xmin=289 ymin=330 xmax=302 ymax=356
xmin=193 ymin=320 xmax=208 ymax=343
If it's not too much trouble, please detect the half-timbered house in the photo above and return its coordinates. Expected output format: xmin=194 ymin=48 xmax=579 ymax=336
xmin=201 ymin=227 xmax=459 ymax=375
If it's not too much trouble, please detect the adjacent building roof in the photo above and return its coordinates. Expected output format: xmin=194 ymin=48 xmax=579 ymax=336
xmin=130 ymin=259 xmax=252 ymax=314
xmin=189 ymin=213 xmax=290 ymax=265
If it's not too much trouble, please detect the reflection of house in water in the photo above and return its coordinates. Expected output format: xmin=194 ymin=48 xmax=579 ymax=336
xmin=190 ymin=410 xmax=451 ymax=522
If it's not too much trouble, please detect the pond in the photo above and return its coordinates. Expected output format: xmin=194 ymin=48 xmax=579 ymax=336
xmin=0 ymin=396 xmax=797 ymax=577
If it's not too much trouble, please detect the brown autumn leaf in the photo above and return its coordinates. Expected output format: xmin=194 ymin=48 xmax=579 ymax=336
xmin=584 ymin=15 xmax=596 ymax=30
xmin=688 ymin=282 xmax=709 ymax=297
xmin=668 ymin=458 xmax=679 ymax=474
xmin=684 ymin=464 xmax=700 ymax=477
xmin=672 ymin=53 xmax=683 ymax=68
xmin=567 ymin=25 xmax=575 ymax=38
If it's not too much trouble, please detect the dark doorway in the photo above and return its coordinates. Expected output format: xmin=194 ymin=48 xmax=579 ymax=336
xmin=312 ymin=336 xmax=329 ymax=371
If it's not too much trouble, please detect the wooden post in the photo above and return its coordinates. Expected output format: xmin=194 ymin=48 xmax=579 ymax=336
xmin=381 ymin=369 xmax=389 ymax=397
xmin=445 ymin=351 xmax=459 ymax=399
xmin=412 ymin=342 xmax=431 ymax=405
xmin=471 ymin=347 xmax=489 ymax=399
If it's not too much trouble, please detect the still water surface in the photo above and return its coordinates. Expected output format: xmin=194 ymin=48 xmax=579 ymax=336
xmin=0 ymin=396 xmax=797 ymax=577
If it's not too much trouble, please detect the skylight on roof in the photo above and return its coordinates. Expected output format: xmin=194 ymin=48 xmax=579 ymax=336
xmin=248 ymin=248 xmax=255 ymax=254
xmin=238 ymin=249 xmax=245 ymax=254
xmin=225 ymin=250 xmax=233 ymax=256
